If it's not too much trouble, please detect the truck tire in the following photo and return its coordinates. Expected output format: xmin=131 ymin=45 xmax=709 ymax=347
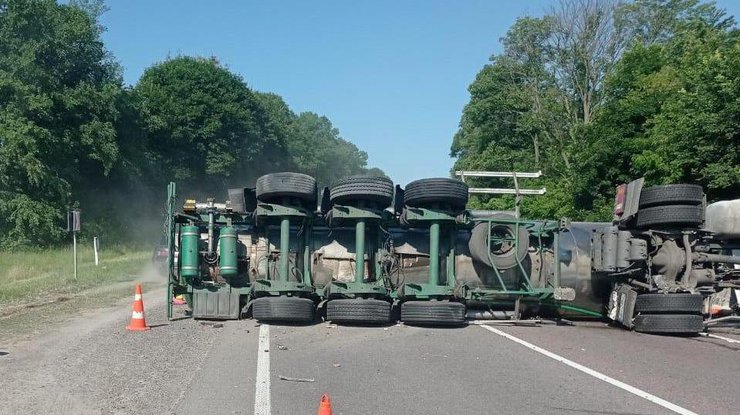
xmin=329 ymin=176 xmax=394 ymax=207
xmin=634 ymin=293 xmax=703 ymax=314
xmin=635 ymin=205 xmax=703 ymax=229
xmin=400 ymin=301 xmax=466 ymax=326
xmin=468 ymin=215 xmax=529 ymax=270
xmin=255 ymin=172 xmax=317 ymax=203
xmin=639 ymin=184 xmax=703 ymax=208
xmin=403 ymin=178 xmax=468 ymax=210
xmin=326 ymin=299 xmax=392 ymax=324
xmin=252 ymin=296 xmax=315 ymax=323
xmin=633 ymin=314 xmax=703 ymax=334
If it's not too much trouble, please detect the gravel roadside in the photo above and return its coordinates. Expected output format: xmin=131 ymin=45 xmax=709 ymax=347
xmin=0 ymin=289 xmax=222 ymax=415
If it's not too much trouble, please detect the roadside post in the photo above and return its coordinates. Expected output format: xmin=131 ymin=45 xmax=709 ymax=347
xmin=93 ymin=236 xmax=100 ymax=266
xmin=67 ymin=210 xmax=81 ymax=279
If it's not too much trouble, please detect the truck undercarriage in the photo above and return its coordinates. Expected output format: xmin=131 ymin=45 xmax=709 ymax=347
xmin=164 ymin=173 xmax=740 ymax=335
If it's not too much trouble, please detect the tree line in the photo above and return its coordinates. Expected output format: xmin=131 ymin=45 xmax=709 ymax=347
xmin=452 ymin=0 xmax=739 ymax=220
xmin=0 ymin=0 xmax=381 ymax=248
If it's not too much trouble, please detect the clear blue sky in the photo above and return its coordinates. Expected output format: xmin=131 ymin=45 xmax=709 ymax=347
xmin=99 ymin=0 xmax=739 ymax=187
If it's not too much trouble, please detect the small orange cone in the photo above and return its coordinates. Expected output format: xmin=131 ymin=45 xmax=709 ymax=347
xmin=126 ymin=283 xmax=151 ymax=331
xmin=317 ymin=394 xmax=332 ymax=415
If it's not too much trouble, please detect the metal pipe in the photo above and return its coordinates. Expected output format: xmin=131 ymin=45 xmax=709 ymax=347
xmin=429 ymin=221 xmax=440 ymax=286
xmin=354 ymin=219 xmax=366 ymax=283
xmin=466 ymin=310 xmax=516 ymax=320
xmin=681 ymin=233 xmax=692 ymax=284
xmin=693 ymin=253 xmax=740 ymax=265
xmin=303 ymin=221 xmax=311 ymax=285
xmin=279 ymin=217 xmax=290 ymax=282
xmin=207 ymin=211 xmax=215 ymax=255
xmin=627 ymin=278 xmax=652 ymax=290
xmin=446 ymin=229 xmax=455 ymax=287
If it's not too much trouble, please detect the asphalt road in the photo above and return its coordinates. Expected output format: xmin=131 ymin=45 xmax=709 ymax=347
xmin=1 ymin=296 xmax=739 ymax=415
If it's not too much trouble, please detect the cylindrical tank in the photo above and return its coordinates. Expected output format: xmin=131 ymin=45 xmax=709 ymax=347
xmin=180 ymin=225 xmax=200 ymax=279
xmin=219 ymin=226 xmax=238 ymax=277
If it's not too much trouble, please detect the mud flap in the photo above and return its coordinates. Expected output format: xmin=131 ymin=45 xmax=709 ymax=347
xmin=192 ymin=288 xmax=241 ymax=319
xmin=607 ymin=284 xmax=637 ymax=328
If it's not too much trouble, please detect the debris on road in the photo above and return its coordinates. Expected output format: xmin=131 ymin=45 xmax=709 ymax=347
xmin=279 ymin=375 xmax=315 ymax=383
xmin=199 ymin=322 xmax=224 ymax=328
xmin=277 ymin=344 xmax=288 ymax=350
xmin=332 ymin=363 xmax=341 ymax=368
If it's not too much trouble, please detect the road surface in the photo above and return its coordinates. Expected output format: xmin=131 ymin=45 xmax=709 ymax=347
xmin=1 ymin=293 xmax=738 ymax=415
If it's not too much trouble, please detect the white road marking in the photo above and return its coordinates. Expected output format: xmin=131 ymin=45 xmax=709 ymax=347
xmin=704 ymin=333 xmax=740 ymax=344
xmin=254 ymin=324 xmax=271 ymax=415
xmin=478 ymin=324 xmax=699 ymax=415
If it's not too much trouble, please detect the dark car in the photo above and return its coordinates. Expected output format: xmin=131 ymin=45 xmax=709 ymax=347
xmin=152 ymin=237 xmax=169 ymax=272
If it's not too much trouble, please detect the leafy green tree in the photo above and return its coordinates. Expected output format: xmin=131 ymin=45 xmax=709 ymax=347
xmin=133 ymin=56 xmax=292 ymax=194
xmin=589 ymin=18 xmax=739 ymax=201
xmin=289 ymin=112 xmax=372 ymax=186
xmin=0 ymin=0 xmax=123 ymax=247
xmin=452 ymin=0 xmax=738 ymax=220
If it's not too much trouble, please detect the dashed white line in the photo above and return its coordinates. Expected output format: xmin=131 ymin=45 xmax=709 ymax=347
xmin=254 ymin=324 xmax=271 ymax=415
xmin=478 ymin=324 xmax=699 ymax=415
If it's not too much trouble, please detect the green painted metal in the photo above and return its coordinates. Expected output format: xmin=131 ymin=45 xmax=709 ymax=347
xmin=428 ymin=221 xmax=440 ymax=286
xmin=354 ymin=219 xmax=366 ymax=283
xmin=558 ymin=303 xmax=604 ymax=318
xmin=279 ymin=218 xmax=290 ymax=282
xmin=327 ymin=281 xmax=388 ymax=297
xmin=251 ymin=279 xmax=313 ymax=295
xmin=399 ymin=282 xmax=454 ymax=299
xmin=180 ymin=225 xmax=200 ymax=279
xmin=166 ymin=182 xmax=176 ymax=320
xmin=218 ymin=226 xmax=238 ymax=277
xmin=303 ymin=221 xmax=312 ymax=286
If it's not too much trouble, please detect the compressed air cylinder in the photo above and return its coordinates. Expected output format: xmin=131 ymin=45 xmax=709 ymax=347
xmin=218 ymin=226 xmax=238 ymax=277
xmin=180 ymin=225 xmax=200 ymax=279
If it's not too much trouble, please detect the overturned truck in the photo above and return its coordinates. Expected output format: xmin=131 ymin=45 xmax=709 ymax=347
xmin=163 ymin=173 xmax=740 ymax=334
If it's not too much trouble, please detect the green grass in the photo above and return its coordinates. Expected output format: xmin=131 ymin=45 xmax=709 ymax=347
xmin=0 ymin=245 xmax=152 ymax=313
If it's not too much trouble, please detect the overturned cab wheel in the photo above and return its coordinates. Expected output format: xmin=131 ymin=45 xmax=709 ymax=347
xmin=326 ymin=299 xmax=392 ymax=324
xmin=251 ymin=296 xmax=315 ymax=323
xmin=400 ymin=301 xmax=466 ymax=326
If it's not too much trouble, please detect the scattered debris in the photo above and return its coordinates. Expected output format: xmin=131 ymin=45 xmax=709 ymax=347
xmin=277 ymin=344 xmax=288 ymax=350
xmin=199 ymin=321 xmax=224 ymax=328
xmin=325 ymin=324 xmax=337 ymax=329
xmin=279 ymin=375 xmax=315 ymax=383
xmin=332 ymin=363 xmax=341 ymax=368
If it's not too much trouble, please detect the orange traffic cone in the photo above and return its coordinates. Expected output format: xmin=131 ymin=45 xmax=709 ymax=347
xmin=317 ymin=394 xmax=332 ymax=415
xmin=126 ymin=283 xmax=151 ymax=331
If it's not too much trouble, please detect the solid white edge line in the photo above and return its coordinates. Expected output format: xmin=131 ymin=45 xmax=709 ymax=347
xmin=254 ymin=324 xmax=271 ymax=415
xmin=706 ymin=333 xmax=740 ymax=344
xmin=477 ymin=324 xmax=699 ymax=415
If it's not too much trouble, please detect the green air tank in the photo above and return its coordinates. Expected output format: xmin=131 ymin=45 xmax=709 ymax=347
xmin=219 ymin=226 xmax=238 ymax=277
xmin=180 ymin=225 xmax=200 ymax=279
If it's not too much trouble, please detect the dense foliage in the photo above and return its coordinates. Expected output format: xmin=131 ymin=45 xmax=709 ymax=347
xmin=452 ymin=0 xmax=739 ymax=220
xmin=0 ymin=0 xmax=379 ymax=248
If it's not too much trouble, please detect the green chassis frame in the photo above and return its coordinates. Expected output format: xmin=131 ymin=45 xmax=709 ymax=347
xmin=165 ymin=182 xmax=586 ymax=320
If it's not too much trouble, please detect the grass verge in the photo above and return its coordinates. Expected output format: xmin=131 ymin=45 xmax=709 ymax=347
xmin=0 ymin=246 xmax=162 ymax=338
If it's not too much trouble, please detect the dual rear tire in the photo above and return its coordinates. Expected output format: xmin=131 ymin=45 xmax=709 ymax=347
xmin=633 ymin=293 xmax=704 ymax=334
xmin=400 ymin=301 xmax=466 ymax=326
xmin=636 ymin=184 xmax=704 ymax=229
xmin=326 ymin=299 xmax=392 ymax=324
xmin=252 ymin=296 xmax=315 ymax=323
